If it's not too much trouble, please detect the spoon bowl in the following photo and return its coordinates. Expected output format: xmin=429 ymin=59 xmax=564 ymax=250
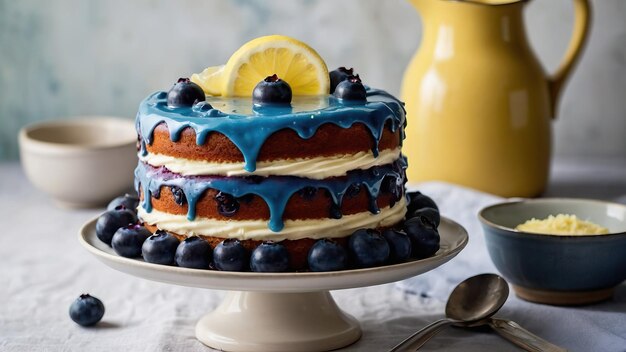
xmin=446 ymin=273 xmax=509 ymax=323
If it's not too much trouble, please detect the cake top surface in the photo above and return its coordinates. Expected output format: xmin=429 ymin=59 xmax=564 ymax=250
xmin=140 ymin=87 xmax=403 ymax=120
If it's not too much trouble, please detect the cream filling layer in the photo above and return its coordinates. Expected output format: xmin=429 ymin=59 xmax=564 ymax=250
xmin=138 ymin=197 xmax=407 ymax=241
xmin=140 ymin=148 xmax=401 ymax=179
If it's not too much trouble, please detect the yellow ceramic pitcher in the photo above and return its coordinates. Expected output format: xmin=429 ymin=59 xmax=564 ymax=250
xmin=401 ymin=0 xmax=591 ymax=197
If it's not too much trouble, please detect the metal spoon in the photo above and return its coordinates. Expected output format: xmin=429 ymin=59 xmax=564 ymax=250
xmin=389 ymin=273 xmax=509 ymax=351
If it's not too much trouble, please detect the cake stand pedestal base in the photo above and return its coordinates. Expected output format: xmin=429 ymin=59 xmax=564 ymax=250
xmin=195 ymin=291 xmax=361 ymax=352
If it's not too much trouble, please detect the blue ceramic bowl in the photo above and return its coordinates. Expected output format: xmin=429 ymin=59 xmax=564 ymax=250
xmin=479 ymin=198 xmax=626 ymax=305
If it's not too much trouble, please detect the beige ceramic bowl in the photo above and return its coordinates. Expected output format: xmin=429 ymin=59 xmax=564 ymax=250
xmin=19 ymin=117 xmax=137 ymax=208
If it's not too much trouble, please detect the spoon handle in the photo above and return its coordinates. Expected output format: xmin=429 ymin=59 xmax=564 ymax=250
xmin=388 ymin=319 xmax=453 ymax=352
xmin=489 ymin=318 xmax=568 ymax=352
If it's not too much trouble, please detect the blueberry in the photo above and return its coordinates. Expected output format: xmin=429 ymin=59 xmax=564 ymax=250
xmin=382 ymin=229 xmax=412 ymax=263
xmin=329 ymin=67 xmax=354 ymax=93
xmin=381 ymin=176 xmax=403 ymax=207
xmin=192 ymin=101 xmax=214 ymax=112
xmin=111 ymin=224 xmax=152 ymax=258
xmin=170 ymin=186 xmax=186 ymax=206
xmin=348 ymin=229 xmax=390 ymax=268
xmin=250 ymin=241 xmax=290 ymax=272
xmin=345 ymin=184 xmax=361 ymax=198
xmin=404 ymin=217 xmax=440 ymax=259
xmin=407 ymin=191 xmax=438 ymax=213
xmin=141 ymin=230 xmax=180 ymax=265
xmin=298 ymin=187 xmax=317 ymax=200
xmin=96 ymin=209 xmax=138 ymax=245
xmin=151 ymin=187 xmax=162 ymax=200
xmin=307 ymin=239 xmax=348 ymax=272
xmin=69 ymin=294 xmax=105 ymax=327
xmin=333 ymin=75 xmax=367 ymax=101
xmin=213 ymin=239 xmax=249 ymax=271
xmin=106 ymin=194 xmax=139 ymax=212
xmin=329 ymin=201 xmax=342 ymax=219
xmin=175 ymin=236 xmax=212 ymax=269
xmin=252 ymin=74 xmax=292 ymax=105
xmin=167 ymin=78 xmax=206 ymax=108
xmin=214 ymin=191 xmax=240 ymax=217
xmin=407 ymin=207 xmax=440 ymax=228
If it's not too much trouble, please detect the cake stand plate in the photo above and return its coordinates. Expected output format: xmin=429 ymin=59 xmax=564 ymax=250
xmin=79 ymin=217 xmax=468 ymax=351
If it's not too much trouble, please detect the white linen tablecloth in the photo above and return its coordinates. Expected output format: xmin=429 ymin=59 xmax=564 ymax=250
xmin=1 ymin=160 xmax=626 ymax=352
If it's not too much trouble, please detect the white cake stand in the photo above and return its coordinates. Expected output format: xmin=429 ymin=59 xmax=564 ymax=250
xmin=79 ymin=217 xmax=467 ymax=352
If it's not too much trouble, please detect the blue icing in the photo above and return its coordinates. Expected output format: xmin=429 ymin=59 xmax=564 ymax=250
xmin=135 ymin=157 xmax=407 ymax=233
xmin=136 ymin=89 xmax=405 ymax=172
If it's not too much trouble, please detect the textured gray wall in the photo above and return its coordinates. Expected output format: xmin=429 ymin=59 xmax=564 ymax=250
xmin=1 ymin=0 xmax=625 ymax=160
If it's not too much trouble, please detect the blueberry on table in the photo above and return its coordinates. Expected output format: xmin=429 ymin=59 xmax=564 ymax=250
xmin=141 ymin=230 xmax=180 ymax=265
xmin=407 ymin=191 xmax=439 ymax=213
xmin=329 ymin=67 xmax=354 ymax=93
xmin=407 ymin=207 xmax=440 ymax=228
xmin=96 ymin=208 xmax=138 ymax=245
xmin=111 ymin=224 xmax=151 ymax=258
xmin=106 ymin=194 xmax=139 ymax=212
xmin=69 ymin=294 xmax=105 ymax=327
xmin=167 ymin=78 xmax=206 ymax=108
xmin=307 ymin=239 xmax=348 ymax=272
xmin=333 ymin=75 xmax=367 ymax=101
xmin=404 ymin=216 xmax=440 ymax=259
xmin=348 ymin=229 xmax=390 ymax=268
xmin=175 ymin=236 xmax=212 ymax=269
xmin=252 ymin=74 xmax=292 ymax=105
xmin=213 ymin=239 xmax=249 ymax=272
xmin=250 ymin=241 xmax=290 ymax=272
xmin=382 ymin=229 xmax=412 ymax=263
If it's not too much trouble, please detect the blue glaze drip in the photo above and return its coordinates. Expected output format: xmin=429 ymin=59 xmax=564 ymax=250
xmin=139 ymin=140 xmax=147 ymax=157
xmin=368 ymin=191 xmax=381 ymax=215
xmin=135 ymin=157 xmax=407 ymax=233
xmin=136 ymin=89 xmax=405 ymax=172
xmin=329 ymin=203 xmax=342 ymax=219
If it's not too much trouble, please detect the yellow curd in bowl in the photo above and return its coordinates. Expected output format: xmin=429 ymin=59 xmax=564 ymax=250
xmin=516 ymin=214 xmax=609 ymax=235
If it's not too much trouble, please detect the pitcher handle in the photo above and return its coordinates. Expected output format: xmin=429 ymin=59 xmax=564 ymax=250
xmin=549 ymin=0 xmax=591 ymax=118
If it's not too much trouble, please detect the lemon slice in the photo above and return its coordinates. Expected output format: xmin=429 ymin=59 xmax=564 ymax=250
xmin=221 ymin=35 xmax=329 ymax=97
xmin=191 ymin=65 xmax=224 ymax=96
